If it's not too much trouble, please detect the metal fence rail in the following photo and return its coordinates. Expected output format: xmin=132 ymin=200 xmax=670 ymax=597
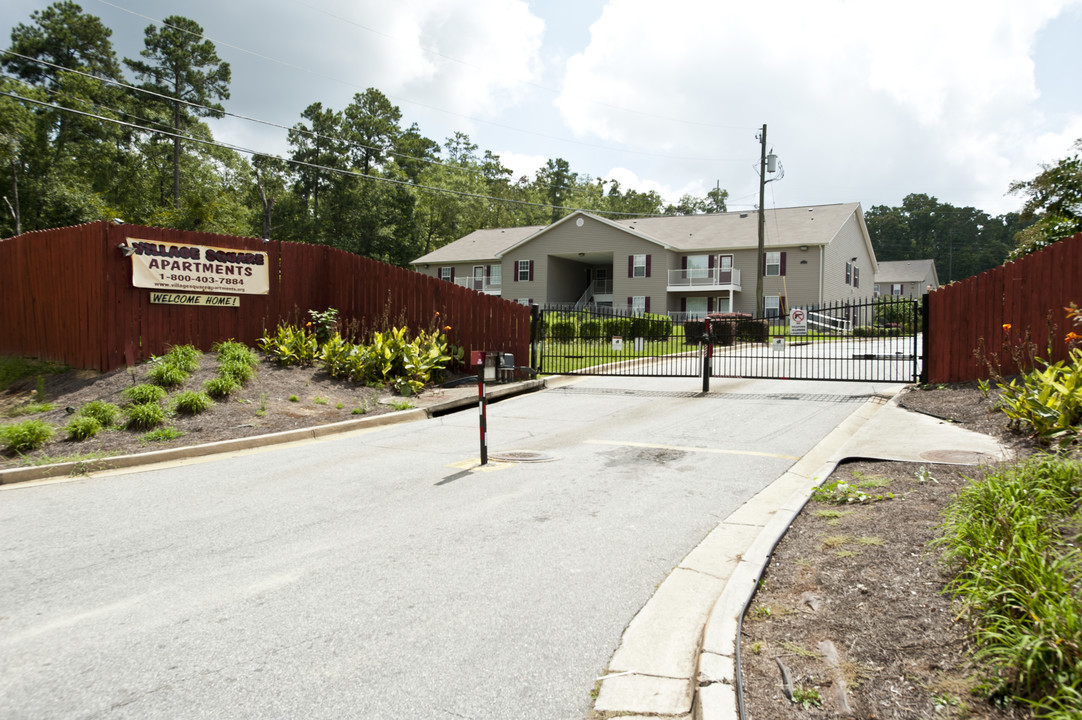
xmin=538 ymin=297 xmax=921 ymax=383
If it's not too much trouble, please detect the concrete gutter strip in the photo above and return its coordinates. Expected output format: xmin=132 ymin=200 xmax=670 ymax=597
xmin=592 ymin=391 xmax=900 ymax=720
xmin=0 ymin=379 xmax=546 ymax=487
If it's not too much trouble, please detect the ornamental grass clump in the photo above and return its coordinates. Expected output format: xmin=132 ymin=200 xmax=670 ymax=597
xmin=203 ymin=376 xmax=239 ymax=399
xmin=65 ymin=415 xmax=102 ymax=441
xmin=123 ymin=402 xmax=165 ymax=431
xmin=78 ymin=400 xmax=120 ymax=427
xmin=0 ymin=419 xmax=54 ymax=454
xmin=123 ymin=384 xmax=167 ymax=405
xmin=173 ymin=391 xmax=213 ymax=415
xmin=936 ymin=454 xmax=1082 ymax=717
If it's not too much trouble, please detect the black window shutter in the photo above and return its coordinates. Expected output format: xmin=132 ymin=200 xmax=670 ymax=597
xmin=628 ymin=256 xmax=633 ymax=278
xmin=680 ymin=298 xmax=686 ymax=312
xmin=708 ymin=297 xmax=714 ymax=312
xmin=645 ymin=255 xmax=651 ymax=277
xmin=450 ymin=268 xmax=455 ymax=282
xmin=528 ymin=260 xmax=534 ymax=281
xmin=645 ymin=297 xmax=651 ymax=313
xmin=780 ymin=252 xmax=787 ymax=276
xmin=513 ymin=263 xmax=518 ymax=282
xmin=627 ymin=296 xmax=632 ymax=308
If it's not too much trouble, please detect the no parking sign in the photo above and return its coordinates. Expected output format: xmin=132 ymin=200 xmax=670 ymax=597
xmin=789 ymin=307 xmax=808 ymax=336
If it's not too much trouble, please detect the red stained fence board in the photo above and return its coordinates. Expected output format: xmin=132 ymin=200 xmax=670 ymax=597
xmin=1 ymin=222 xmax=529 ymax=373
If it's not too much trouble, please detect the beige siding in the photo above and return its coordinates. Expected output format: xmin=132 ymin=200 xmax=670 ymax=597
xmin=821 ymin=212 xmax=874 ymax=305
xmin=502 ymin=215 xmax=668 ymax=309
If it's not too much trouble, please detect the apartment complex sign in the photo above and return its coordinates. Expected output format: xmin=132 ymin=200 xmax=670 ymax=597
xmin=124 ymin=238 xmax=269 ymax=295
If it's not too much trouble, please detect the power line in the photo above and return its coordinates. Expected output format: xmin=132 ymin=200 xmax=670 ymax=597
xmin=90 ymin=0 xmax=753 ymax=164
xmin=0 ymin=87 xmax=677 ymax=219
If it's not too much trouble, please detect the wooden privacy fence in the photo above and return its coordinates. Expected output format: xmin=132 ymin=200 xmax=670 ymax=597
xmin=0 ymin=221 xmax=530 ymax=373
xmin=926 ymin=232 xmax=1082 ymax=383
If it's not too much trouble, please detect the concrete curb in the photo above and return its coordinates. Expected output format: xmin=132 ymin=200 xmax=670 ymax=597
xmin=0 ymin=379 xmax=545 ymax=487
xmin=592 ymin=389 xmax=901 ymax=720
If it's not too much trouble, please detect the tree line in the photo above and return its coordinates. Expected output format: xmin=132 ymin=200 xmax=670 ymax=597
xmin=0 ymin=2 xmax=727 ymax=267
xmin=2 ymin=2 xmax=1078 ymax=277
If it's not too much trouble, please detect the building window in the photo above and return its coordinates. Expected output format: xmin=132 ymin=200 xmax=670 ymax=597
xmin=489 ymin=264 xmax=502 ymax=286
xmin=853 ymin=267 xmax=860 ymax=288
xmin=517 ymin=260 xmax=531 ymax=281
xmin=715 ymin=294 xmax=731 ymax=313
xmin=439 ymin=267 xmax=452 ymax=282
xmin=632 ymin=254 xmax=647 ymax=278
xmin=764 ymin=295 xmax=780 ymax=318
xmin=891 ymin=283 xmax=904 ymax=296
xmin=516 ymin=298 xmax=531 ymax=305
xmin=685 ymin=296 xmax=707 ymax=318
xmin=845 ymin=262 xmax=851 ymax=285
xmin=874 ymin=283 xmax=880 ymax=297
xmin=765 ymin=252 xmax=781 ymax=276
xmin=631 ymin=296 xmax=647 ymax=313
xmin=685 ymin=254 xmax=709 ymax=279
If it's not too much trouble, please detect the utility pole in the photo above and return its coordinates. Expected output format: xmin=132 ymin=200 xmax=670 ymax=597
xmin=755 ymin=124 xmax=767 ymax=317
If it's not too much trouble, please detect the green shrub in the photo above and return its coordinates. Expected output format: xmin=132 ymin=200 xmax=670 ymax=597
xmin=141 ymin=427 xmax=184 ymax=443
xmin=218 ymin=358 xmax=254 ymax=383
xmin=580 ymin=320 xmax=602 ymax=339
xmin=78 ymin=400 xmax=121 ymax=427
xmin=173 ymin=391 xmax=213 ymax=415
xmin=146 ymin=361 xmax=189 ymax=388
xmin=6 ymin=401 xmax=55 ymax=417
xmin=65 ymin=415 xmax=102 ymax=441
xmin=162 ymin=344 xmax=201 ymax=372
xmin=602 ymin=318 xmax=632 ymax=340
xmin=629 ymin=313 xmax=673 ymax=341
xmin=212 ymin=340 xmax=258 ymax=367
xmin=995 ymin=351 xmax=1082 ymax=444
xmin=936 ymin=455 xmax=1082 ymax=713
xmin=1 ymin=419 xmax=54 ymax=453
xmin=123 ymin=384 xmax=167 ymax=405
xmin=203 ymin=376 xmax=240 ymax=399
xmin=548 ymin=321 xmax=576 ymax=341
xmin=258 ymin=324 xmax=319 ymax=366
xmin=123 ymin=402 xmax=165 ymax=430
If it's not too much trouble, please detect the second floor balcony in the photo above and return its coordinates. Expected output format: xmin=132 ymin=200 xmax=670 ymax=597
xmin=667 ymin=267 xmax=742 ymax=292
xmin=454 ymin=277 xmax=502 ymax=294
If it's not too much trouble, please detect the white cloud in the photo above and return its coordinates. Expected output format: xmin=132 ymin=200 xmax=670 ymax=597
xmin=553 ymin=0 xmax=1082 ymax=215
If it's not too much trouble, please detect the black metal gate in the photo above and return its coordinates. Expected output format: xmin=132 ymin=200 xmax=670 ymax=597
xmin=536 ymin=297 xmax=923 ymax=382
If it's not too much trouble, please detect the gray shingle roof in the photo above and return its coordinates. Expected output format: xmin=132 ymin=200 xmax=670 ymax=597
xmin=874 ymin=259 xmax=937 ymax=284
xmin=411 ymin=202 xmax=862 ymax=264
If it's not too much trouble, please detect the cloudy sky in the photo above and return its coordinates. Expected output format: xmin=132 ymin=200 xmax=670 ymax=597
xmin=5 ymin=0 xmax=1082 ymax=216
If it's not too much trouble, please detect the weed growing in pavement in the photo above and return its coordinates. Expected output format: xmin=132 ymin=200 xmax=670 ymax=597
xmin=288 ymin=394 xmax=299 ymax=403
xmin=335 ymin=402 xmax=344 ymax=409
xmin=390 ymin=399 xmax=414 ymax=411
xmin=314 ymin=396 xmax=328 ymax=405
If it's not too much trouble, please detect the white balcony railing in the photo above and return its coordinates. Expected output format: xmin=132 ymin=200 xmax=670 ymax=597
xmin=666 ymin=267 xmax=741 ymax=290
xmin=454 ymin=277 xmax=502 ymax=294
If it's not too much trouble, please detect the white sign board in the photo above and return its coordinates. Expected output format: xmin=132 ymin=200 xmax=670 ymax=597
xmin=772 ymin=336 xmax=786 ymax=352
xmin=611 ymin=336 xmax=624 ymax=351
xmin=789 ymin=307 xmax=808 ymax=336
xmin=126 ymin=238 xmax=269 ymax=295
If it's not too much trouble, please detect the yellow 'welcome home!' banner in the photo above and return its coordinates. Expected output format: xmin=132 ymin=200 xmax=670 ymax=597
xmin=125 ymin=238 xmax=269 ymax=295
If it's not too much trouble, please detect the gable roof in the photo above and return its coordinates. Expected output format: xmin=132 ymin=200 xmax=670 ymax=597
xmin=875 ymin=259 xmax=939 ymax=285
xmin=411 ymin=202 xmax=866 ymax=265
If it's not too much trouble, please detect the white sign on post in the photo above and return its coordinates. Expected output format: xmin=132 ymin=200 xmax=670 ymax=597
xmin=789 ymin=307 xmax=808 ymax=336
xmin=611 ymin=336 xmax=624 ymax=351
